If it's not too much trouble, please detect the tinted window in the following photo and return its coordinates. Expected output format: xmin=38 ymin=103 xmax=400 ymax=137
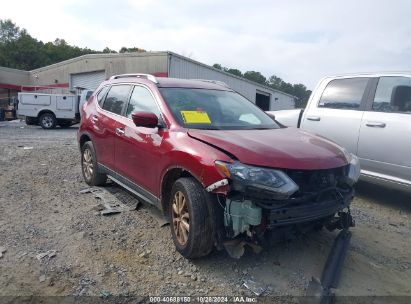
xmin=159 ymin=88 xmax=279 ymax=130
xmin=318 ymin=78 xmax=369 ymax=110
xmin=97 ymin=86 xmax=109 ymax=106
xmin=102 ymin=85 xmax=131 ymax=115
xmin=126 ymin=86 xmax=160 ymax=118
xmin=373 ymin=76 xmax=411 ymax=113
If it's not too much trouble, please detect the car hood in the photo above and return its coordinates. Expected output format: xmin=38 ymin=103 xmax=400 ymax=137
xmin=188 ymin=127 xmax=348 ymax=170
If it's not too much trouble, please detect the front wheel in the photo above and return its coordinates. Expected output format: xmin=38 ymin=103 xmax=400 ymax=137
xmin=169 ymin=177 xmax=213 ymax=259
xmin=39 ymin=113 xmax=56 ymax=129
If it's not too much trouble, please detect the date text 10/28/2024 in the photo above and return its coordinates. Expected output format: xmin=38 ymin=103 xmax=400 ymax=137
xmin=149 ymin=296 xmax=258 ymax=303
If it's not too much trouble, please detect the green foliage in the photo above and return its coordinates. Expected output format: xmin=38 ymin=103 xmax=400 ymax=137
xmin=243 ymin=71 xmax=267 ymax=85
xmin=226 ymin=68 xmax=242 ymax=77
xmin=0 ymin=19 xmax=145 ymax=70
xmin=212 ymin=63 xmax=223 ymax=70
xmin=119 ymin=47 xmax=146 ymax=53
xmin=213 ymin=63 xmax=311 ymax=106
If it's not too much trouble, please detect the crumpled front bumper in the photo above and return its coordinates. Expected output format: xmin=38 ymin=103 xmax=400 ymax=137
xmin=266 ymin=191 xmax=353 ymax=228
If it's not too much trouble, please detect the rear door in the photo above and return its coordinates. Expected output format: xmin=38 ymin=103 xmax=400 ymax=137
xmin=358 ymin=76 xmax=411 ymax=183
xmin=301 ymin=77 xmax=370 ymax=153
xmin=92 ymin=84 xmax=132 ymax=170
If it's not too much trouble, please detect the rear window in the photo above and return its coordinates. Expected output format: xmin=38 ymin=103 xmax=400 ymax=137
xmin=318 ymin=78 xmax=369 ymax=110
xmin=97 ymin=86 xmax=109 ymax=106
xmin=102 ymin=85 xmax=131 ymax=115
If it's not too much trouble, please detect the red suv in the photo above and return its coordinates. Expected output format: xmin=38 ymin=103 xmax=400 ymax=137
xmin=78 ymin=74 xmax=359 ymax=258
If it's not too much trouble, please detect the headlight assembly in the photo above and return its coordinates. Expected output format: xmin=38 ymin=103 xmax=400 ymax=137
xmin=215 ymin=161 xmax=299 ymax=199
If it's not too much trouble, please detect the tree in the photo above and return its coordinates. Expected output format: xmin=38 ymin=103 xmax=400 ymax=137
xmin=0 ymin=19 xmax=20 ymax=43
xmin=103 ymin=47 xmax=117 ymax=53
xmin=119 ymin=47 xmax=146 ymax=53
xmin=212 ymin=63 xmax=222 ymax=70
xmin=226 ymin=68 xmax=242 ymax=77
xmin=243 ymin=71 xmax=267 ymax=85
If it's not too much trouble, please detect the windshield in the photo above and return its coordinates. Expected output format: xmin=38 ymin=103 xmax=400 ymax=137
xmin=159 ymin=88 xmax=280 ymax=130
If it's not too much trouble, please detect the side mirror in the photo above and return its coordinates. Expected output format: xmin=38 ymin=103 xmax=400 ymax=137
xmin=131 ymin=111 xmax=159 ymax=128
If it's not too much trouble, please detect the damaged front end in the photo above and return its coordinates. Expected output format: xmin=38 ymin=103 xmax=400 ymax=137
xmin=211 ymin=155 xmax=360 ymax=251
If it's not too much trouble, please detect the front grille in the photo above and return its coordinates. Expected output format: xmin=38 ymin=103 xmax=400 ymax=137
xmin=286 ymin=165 xmax=348 ymax=193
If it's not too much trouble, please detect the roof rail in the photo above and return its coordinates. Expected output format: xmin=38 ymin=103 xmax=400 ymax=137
xmin=191 ymin=79 xmax=230 ymax=88
xmin=109 ymin=73 xmax=158 ymax=83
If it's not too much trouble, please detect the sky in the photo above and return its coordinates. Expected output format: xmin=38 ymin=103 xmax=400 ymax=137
xmin=2 ymin=0 xmax=411 ymax=89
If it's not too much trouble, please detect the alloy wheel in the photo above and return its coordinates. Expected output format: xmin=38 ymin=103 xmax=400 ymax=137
xmin=172 ymin=191 xmax=190 ymax=245
xmin=82 ymin=148 xmax=93 ymax=180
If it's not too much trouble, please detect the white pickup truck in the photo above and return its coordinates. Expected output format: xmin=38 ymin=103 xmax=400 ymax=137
xmin=268 ymin=72 xmax=411 ymax=192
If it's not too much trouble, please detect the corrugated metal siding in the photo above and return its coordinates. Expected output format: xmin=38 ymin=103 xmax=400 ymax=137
xmin=70 ymin=70 xmax=106 ymax=90
xmin=168 ymin=53 xmax=295 ymax=110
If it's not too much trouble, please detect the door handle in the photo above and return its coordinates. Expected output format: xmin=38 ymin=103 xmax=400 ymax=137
xmin=365 ymin=121 xmax=386 ymax=128
xmin=306 ymin=116 xmax=321 ymax=121
xmin=115 ymin=127 xmax=125 ymax=135
xmin=91 ymin=115 xmax=98 ymax=123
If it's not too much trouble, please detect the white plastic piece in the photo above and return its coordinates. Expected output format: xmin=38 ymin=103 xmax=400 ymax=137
xmin=205 ymin=179 xmax=229 ymax=192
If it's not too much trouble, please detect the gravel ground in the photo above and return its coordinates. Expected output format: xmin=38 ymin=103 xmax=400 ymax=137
xmin=0 ymin=120 xmax=410 ymax=303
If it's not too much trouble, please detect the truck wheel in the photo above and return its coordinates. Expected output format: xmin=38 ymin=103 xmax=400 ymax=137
xmin=81 ymin=141 xmax=107 ymax=186
xmin=25 ymin=116 xmax=37 ymax=125
xmin=39 ymin=113 xmax=56 ymax=129
xmin=169 ymin=177 xmax=213 ymax=259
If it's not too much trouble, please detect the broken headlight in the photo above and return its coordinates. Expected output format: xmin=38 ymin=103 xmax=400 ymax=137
xmin=215 ymin=161 xmax=299 ymax=199
xmin=347 ymin=153 xmax=361 ymax=185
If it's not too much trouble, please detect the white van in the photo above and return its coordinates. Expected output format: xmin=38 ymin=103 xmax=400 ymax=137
xmin=18 ymin=92 xmax=80 ymax=129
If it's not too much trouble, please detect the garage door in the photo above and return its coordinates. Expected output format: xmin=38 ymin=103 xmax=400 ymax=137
xmin=70 ymin=70 xmax=106 ymax=91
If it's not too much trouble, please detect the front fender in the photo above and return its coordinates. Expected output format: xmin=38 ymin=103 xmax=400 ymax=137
xmin=159 ymin=133 xmax=233 ymax=194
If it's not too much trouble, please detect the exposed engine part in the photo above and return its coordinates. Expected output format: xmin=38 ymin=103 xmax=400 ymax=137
xmin=224 ymin=199 xmax=262 ymax=237
xmin=325 ymin=209 xmax=355 ymax=231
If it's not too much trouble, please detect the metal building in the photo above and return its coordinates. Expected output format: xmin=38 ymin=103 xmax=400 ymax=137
xmin=0 ymin=51 xmax=296 ymax=110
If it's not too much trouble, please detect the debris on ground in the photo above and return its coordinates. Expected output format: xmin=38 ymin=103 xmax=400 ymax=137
xmin=243 ymin=279 xmax=267 ymax=296
xmin=223 ymin=240 xmax=263 ymax=259
xmin=0 ymin=246 xmax=6 ymax=258
xmin=100 ymin=290 xmax=112 ymax=298
xmin=79 ymin=187 xmax=101 ymax=194
xmin=39 ymin=275 xmax=46 ymax=283
xmin=36 ymin=250 xmax=56 ymax=260
xmin=82 ymin=187 xmax=140 ymax=215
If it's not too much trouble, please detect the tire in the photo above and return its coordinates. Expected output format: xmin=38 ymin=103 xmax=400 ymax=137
xmin=169 ymin=177 xmax=214 ymax=259
xmin=81 ymin=141 xmax=107 ymax=186
xmin=25 ymin=116 xmax=37 ymax=125
xmin=39 ymin=112 xmax=56 ymax=129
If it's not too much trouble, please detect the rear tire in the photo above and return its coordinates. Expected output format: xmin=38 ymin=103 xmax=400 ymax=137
xmin=169 ymin=177 xmax=214 ymax=259
xmin=39 ymin=113 xmax=56 ymax=129
xmin=81 ymin=141 xmax=107 ymax=186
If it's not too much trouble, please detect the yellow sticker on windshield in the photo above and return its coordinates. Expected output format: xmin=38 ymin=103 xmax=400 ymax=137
xmin=180 ymin=111 xmax=211 ymax=124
